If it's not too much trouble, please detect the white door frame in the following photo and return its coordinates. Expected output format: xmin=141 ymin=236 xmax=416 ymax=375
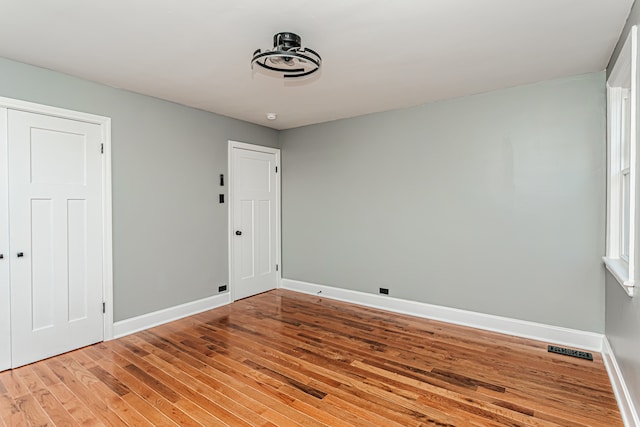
xmin=0 ymin=97 xmax=113 ymax=371
xmin=228 ymin=140 xmax=281 ymax=301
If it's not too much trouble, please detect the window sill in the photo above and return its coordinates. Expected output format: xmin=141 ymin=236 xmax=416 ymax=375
xmin=603 ymin=257 xmax=635 ymax=297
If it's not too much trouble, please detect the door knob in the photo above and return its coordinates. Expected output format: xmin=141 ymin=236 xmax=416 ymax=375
xmin=235 ymin=230 xmax=242 ymax=236
xmin=0 ymin=254 xmax=3 ymax=259
xmin=17 ymin=252 xmax=23 ymax=257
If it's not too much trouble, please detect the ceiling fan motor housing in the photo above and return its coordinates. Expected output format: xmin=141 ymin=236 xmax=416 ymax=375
xmin=274 ymin=32 xmax=302 ymax=51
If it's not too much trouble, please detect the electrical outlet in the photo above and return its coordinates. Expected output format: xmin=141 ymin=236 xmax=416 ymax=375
xmin=379 ymin=288 xmax=389 ymax=295
xmin=218 ymin=285 xmax=227 ymax=292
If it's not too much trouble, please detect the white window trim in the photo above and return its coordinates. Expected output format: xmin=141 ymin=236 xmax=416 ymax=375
xmin=604 ymin=26 xmax=638 ymax=297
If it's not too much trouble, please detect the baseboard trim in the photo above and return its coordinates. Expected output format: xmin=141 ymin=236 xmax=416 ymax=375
xmin=112 ymin=293 xmax=231 ymax=339
xmin=281 ymin=278 xmax=604 ymax=352
xmin=603 ymin=337 xmax=640 ymax=427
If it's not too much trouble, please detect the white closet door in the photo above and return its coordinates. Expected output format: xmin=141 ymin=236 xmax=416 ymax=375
xmin=0 ymin=109 xmax=9 ymax=371
xmin=9 ymin=109 xmax=104 ymax=368
xmin=231 ymin=144 xmax=279 ymax=300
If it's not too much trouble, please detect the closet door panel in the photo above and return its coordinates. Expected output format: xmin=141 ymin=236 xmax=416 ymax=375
xmin=8 ymin=109 xmax=104 ymax=368
xmin=0 ymin=107 xmax=9 ymax=372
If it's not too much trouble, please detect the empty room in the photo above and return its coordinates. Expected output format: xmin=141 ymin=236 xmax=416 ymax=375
xmin=0 ymin=0 xmax=639 ymax=426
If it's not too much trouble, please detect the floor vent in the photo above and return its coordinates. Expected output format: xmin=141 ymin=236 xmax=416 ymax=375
xmin=548 ymin=345 xmax=593 ymax=361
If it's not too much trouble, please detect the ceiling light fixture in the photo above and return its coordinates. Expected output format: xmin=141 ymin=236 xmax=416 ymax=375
xmin=266 ymin=113 xmax=277 ymax=120
xmin=251 ymin=32 xmax=321 ymax=78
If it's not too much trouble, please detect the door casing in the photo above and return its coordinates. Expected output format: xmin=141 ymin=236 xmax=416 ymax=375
xmin=228 ymin=140 xmax=281 ymax=301
xmin=0 ymin=97 xmax=113 ymax=372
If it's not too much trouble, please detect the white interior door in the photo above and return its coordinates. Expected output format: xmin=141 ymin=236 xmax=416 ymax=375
xmin=0 ymin=109 xmax=10 ymax=371
xmin=230 ymin=142 xmax=280 ymax=300
xmin=9 ymin=109 xmax=104 ymax=368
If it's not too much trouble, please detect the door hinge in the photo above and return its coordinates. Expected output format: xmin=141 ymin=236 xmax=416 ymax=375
xmin=276 ymin=264 xmax=279 ymax=271
xmin=275 ymin=166 xmax=278 ymax=173
xmin=102 ymin=302 xmax=106 ymax=313
xmin=101 ymin=143 xmax=104 ymax=154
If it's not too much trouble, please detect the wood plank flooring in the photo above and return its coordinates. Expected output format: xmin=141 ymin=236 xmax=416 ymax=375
xmin=0 ymin=289 xmax=623 ymax=426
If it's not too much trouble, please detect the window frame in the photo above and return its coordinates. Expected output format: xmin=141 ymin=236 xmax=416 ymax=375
xmin=604 ymin=26 xmax=638 ymax=297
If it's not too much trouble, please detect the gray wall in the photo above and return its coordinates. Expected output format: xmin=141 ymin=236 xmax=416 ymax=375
xmin=280 ymin=72 xmax=606 ymax=333
xmin=606 ymin=271 xmax=640 ymax=415
xmin=0 ymin=55 xmax=609 ymax=335
xmin=606 ymin=0 xmax=640 ymax=415
xmin=0 ymin=57 xmax=278 ymax=321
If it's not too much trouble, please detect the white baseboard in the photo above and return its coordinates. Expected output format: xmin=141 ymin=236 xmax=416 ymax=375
xmin=281 ymin=278 xmax=604 ymax=352
xmin=603 ymin=338 xmax=640 ymax=427
xmin=112 ymin=293 xmax=231 ymax=339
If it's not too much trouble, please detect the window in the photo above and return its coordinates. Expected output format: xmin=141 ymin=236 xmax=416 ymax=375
xmin=604 ymin=26 xmax=637 ymax=297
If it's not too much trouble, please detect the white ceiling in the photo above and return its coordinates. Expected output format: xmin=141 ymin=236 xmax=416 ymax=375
xmin=0 ymin=1 xmax=633 ymax=130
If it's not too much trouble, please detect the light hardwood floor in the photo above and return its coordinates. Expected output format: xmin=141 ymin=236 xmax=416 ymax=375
xmin=0 ymin=289 xmax=623 ymax=426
